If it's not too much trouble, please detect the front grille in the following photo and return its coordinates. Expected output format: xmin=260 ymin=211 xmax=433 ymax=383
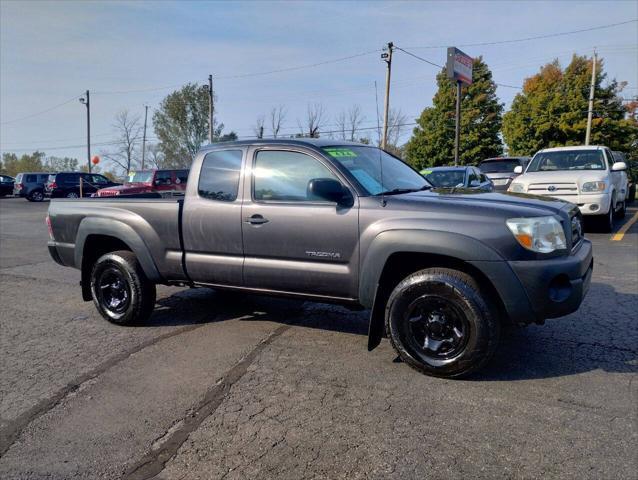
xmin=528 ymin=182 xmax=578 ymax=196
xmin=570 ymin=210 xmax=583 ymax=248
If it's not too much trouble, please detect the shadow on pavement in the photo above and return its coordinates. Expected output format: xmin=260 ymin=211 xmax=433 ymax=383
xmin=475 ymin=282 xmax=638 ymax=381
xmin=141 ymin=281 xmax=636 ymax=381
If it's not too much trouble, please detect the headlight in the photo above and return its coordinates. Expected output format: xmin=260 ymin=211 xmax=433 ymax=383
xmin=508 ymin=183 xmax=526 ymax=193
xmin=581 ymin=181 xmax=606 ymax=193
xmin=506 ymin=216 xmax=567 ymax=253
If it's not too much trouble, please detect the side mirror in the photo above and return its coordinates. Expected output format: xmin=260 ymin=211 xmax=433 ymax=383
xmin=612 ymin=161 xmax=627 ymax=171
xmin=513 ymin=165 xmax=523 ymax=174
xmin=307 ymin=178 xmax=352 ymax=206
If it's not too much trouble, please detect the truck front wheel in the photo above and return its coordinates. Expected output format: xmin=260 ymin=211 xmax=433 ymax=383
xmin=386 ymin=268 xmax=500 ymax=378
xmin=90 ymin=250 xmax=156 ymax=325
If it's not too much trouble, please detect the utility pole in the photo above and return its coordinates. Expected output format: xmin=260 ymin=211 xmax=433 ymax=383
xmin=259 ymin=126 xmax=264 ymax=139
xmin=141 ymin=105 xmax=148 ymax=170
xmin=585 ymin=50 xmax=597 ymax=145
xmin=79 ymin=90 xmax=91 ymax=172
xmin=208 ymin=74 xmax=214 ymax=143
xmin=381 ymin=42 xmax=393 ymax=151
xmin=454 ymin=81 xmax=461 ymax=166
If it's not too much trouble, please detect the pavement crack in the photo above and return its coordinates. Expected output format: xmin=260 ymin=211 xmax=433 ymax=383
xmin=0 ymin=323 xmax=206 ymax=457
xmin=123 ymin=324 xmax=290 ymax=480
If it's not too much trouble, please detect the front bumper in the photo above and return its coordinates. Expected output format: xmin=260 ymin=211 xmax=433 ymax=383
xmin=523 ymin=192 xmax=611 ymax=216
xmin=471 ymin=239 xmax=593 ymax=325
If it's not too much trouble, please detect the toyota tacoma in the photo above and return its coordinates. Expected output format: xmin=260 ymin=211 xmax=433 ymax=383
xmin=47 ymin=139 xmax=593 ymax=378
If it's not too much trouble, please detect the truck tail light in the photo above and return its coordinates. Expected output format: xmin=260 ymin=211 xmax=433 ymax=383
xmin=50 ymin=182 xmax=57 ymax=189
xmin=45 ymin=215 xmax=54 ymax=240
xmin=16 ymin=183 xmax=23 ymax=189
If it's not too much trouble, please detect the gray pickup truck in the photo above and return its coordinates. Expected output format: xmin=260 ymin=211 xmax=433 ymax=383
xmin=47 ymin=139 xmax=593 ymax=378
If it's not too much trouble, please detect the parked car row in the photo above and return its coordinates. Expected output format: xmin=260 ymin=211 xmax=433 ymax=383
xmin=5 ymin=168 xmax=189 ymax=201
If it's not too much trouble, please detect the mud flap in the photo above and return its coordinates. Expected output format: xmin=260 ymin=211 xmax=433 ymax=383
xmin=367 ymin=290 xmax=386 ymax=351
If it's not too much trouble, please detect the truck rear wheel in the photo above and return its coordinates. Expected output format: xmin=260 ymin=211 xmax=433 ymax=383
xmin=385 ymin=268 xmax=500 ymax=378
xmin=90 ymin=250 xmax=156 ymax=325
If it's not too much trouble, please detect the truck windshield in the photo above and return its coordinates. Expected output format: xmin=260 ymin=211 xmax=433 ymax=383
xmin=128 ymin=171 xmax=154 ymax=183
xmin=527 ymin=150 xmax=606 ymax=172
xmin=479 ymin=159 xmax=520 ymax=173
xmin=322 ymin=146 xmax=429 ymax=195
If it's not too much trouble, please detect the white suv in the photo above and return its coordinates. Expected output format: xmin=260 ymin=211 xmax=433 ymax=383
xmin=508 ymin=146 xmax=628 ymax=232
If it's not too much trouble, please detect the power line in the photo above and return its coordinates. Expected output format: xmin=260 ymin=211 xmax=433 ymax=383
xmin=395 ymin=46 xmax=522 ymax=90
xmin=0 ymin=94 xmax=82 ymax=125
xmin=403 ymin=19 xmax=638 ymax=49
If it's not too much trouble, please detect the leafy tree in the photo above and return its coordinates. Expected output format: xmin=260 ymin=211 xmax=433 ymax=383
xmin=1 ymin=151 xmax=45 ymax=176
xmin=153 ymin=83 xmax=235 ymax=168
xmin=405 ymin=57 xmax=504 ymax=169
xmin=45 ymin=156 xmax=79 ymax=172
xmin=503 ymin=54 xmax=637 ymax=155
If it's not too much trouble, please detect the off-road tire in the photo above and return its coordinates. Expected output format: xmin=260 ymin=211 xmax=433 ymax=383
xmin=90 ymin=250 xmax=156 ymax=325
xmin=386 ymin=268 xmax=500 ymax=378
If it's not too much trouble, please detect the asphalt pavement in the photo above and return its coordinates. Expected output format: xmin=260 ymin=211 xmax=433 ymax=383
xmin=0 ymin=196 xmax=636 ymax=479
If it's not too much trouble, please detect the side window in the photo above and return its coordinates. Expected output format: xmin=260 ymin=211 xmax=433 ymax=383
xmin=66 ymin=173 xmax=80 ymax=184
xmin=176 ymin=170 xmax=189 ymax=184
xmin=253 ymin=150 xmax=337 ymax=202
xmin=155 ymin=171 xmax=173 ymax=185
xmin=198 ymin=150 xmax=243 ymax=202
xmin=38 ymin=174 xmax=49 ymax=182
xmin=91 ymin=174 xmax=108 ymax=185
xmin=26 ymin=175 xmax=36 ymax=183
xmin=468 ymin=168 xmax=480 ymax=185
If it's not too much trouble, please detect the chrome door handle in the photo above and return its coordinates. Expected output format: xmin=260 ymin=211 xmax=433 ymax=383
xmin=246 ymin=214 xmax=269 ymax=225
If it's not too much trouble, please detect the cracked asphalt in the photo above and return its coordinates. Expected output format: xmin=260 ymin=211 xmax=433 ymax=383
xmin=0 ymin=197 xmax=636 ymax=479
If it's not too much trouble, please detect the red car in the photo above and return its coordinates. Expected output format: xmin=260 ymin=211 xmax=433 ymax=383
xmin=96 ymin=169 xmax=188 ymax=197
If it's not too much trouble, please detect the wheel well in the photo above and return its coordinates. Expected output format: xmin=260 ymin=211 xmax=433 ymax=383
xmin=80 ymin=235 xmax=132 ymax=301
xmin=375 ymin=252 xmax=508 ymax=323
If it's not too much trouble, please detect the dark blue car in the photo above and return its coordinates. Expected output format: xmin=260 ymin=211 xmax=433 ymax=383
xmin=420 ymin=166 xmax=493 ymax=191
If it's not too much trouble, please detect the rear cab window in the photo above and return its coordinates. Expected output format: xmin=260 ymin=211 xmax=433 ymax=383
xmin=198 ymin=150 xmax=243 ymax=201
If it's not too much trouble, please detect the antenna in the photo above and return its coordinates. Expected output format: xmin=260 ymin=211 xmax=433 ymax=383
xmin=374 ymin=81 xmax=386 ymax=207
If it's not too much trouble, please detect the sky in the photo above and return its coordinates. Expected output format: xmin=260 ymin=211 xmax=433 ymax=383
xmin=1 ymin=0 xmax=637 ymax=169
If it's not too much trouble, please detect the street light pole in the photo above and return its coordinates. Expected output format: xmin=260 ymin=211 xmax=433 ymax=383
xmin=80 ymin=90 xmax=91 ymax=173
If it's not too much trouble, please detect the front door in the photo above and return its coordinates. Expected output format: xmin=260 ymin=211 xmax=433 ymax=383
xmin=242 ymin=147 xmax=359 ymax=299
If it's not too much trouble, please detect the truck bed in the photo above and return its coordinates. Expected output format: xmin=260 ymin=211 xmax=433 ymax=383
xmin=48 ymin=197 xmax=186 ymax=281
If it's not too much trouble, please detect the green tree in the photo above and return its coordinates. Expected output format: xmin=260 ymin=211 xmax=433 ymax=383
xmin=45 ymin=156 xmax=79 ymax=172
xmin=405 ymin=57 xmax=503 ymax=169
xmin=1 ymin=151 xmax=45 ymax=176
xmin=153 ymin=83 xmax=236 ymax=168
xmin=502 ymin=54 xmax=637 ymax=155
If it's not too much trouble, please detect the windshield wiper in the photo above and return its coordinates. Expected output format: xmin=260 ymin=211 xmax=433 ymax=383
xmin=375 ymin=185 xmax=431 ymax=196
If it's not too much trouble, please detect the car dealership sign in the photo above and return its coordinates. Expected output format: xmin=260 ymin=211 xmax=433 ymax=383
xmin=446 ymin=47 xmax=473 ymax=85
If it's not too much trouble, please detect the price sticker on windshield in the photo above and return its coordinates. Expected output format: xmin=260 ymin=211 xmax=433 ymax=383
xmin=325 ymin=148 xmax=357 ymax=158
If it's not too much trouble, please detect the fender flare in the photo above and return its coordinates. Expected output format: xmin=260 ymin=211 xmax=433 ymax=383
xmin=361 ymin=229 xmax=504 ymax=351
xmin=75 ymin=217 xmax=162 ymax=282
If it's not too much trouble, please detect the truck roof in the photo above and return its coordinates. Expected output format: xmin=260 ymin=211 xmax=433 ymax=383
xmin=199 ymin=138 xmax=367 ymax=153
xmin=537 ymin=145 xmax=605 ymax=153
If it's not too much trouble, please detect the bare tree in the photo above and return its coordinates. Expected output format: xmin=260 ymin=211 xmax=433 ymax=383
xmin=347 ymin=105 xmax=365 ymax=141
xmin=386 ymin=108 xmax=409 ymax=147
xmin=146 ymin=143 xmax=166 ymax=169
xmin=253 ymin=115 xmax=265 ymax=138
xmin=102 ymin=110 xmax=142 ymax=175
xmin=269 ymin=105 xmax=286 ymax=138
xmin=335 ymin=111 xmax=347 ymax=140
xmin=298 ymin=103 xmax=326 ymax=138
